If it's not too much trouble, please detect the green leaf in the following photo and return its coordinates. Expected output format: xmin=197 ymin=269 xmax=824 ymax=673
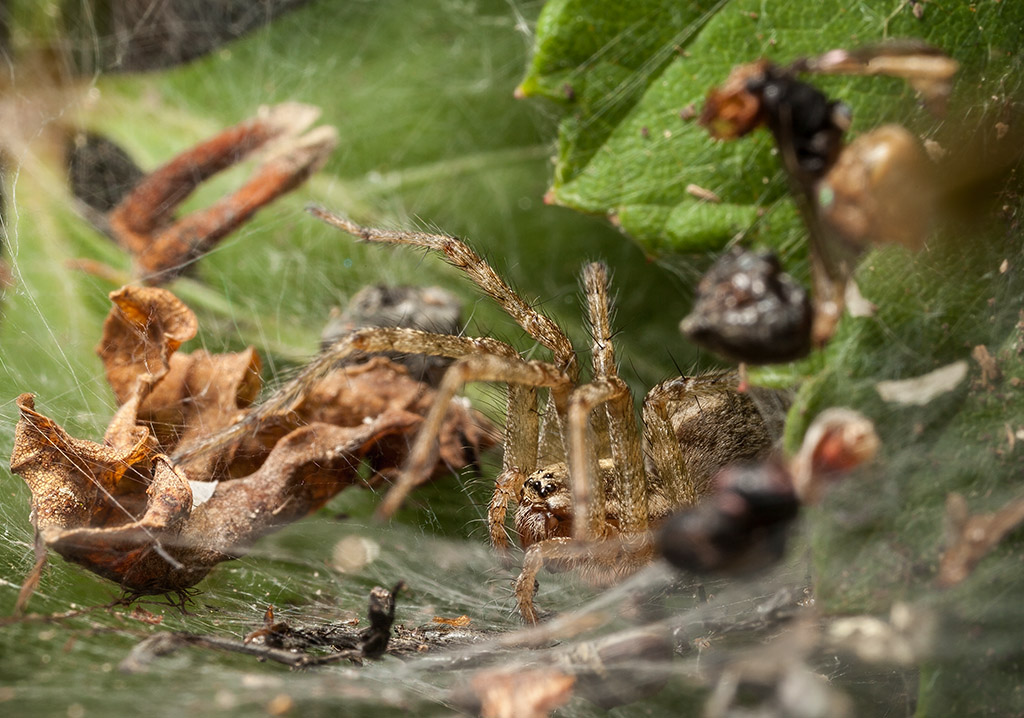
xmin=521 ymin=0 xmax=1024 ymax=256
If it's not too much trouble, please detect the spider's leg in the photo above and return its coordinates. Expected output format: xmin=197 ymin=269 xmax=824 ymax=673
xmin=309 ymin=207 xmax=581 ymax=438
xmin=310 ymin=208 xmax=576 ymax=368
xmin=515 ymin=536 xmax=573 ymax=625
xmin=487 ymin=382 xmax=538 ymax=553
xmin=563 ymin=264 xmax=645 ymax=542
xmin=376 ymin=352 xmax=569 ymax=519
xmin=565 ymin=382 xmax=612 ymax=542
xmin=514 ymin=535 xmax=654 ymax=624
xmin=172 ymin=327 xmax=512 ymax=466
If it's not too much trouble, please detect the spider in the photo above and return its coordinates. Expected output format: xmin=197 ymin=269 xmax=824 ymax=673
xmin=290 ymin=206 xmax=786 ymax=622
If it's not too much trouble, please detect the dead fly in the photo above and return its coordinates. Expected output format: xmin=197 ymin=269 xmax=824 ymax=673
xmin=689 ymin=42 xmax=957 ymax=357
xmin=308 ymin=206 xmax=788 ymax=623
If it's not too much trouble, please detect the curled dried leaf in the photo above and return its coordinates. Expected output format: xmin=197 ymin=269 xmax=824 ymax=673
xmin=97 ymin=285 xmax=199 ymax=402
xmin=10 ymin=283 xmax=492 ymax=601
xmin=290 ymin=356 xmax=494 ymax=482
xmin=11 ymin=393 xmax=158 ymax=532
xmin=13 ymin=394 xmax=419 ymax=595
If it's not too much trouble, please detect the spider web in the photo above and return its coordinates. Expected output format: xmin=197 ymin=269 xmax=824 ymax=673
xmin=0 ymin=2 xmax=734 ymax=715
xmin=1 ymin=1 xmax=1022 ymax=717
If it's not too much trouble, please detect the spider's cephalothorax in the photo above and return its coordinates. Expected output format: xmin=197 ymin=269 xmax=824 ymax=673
xmin=515 ymin=463 xmax=576 ymax=548
xmin=310 ymin=206 xmax=787 ymax=623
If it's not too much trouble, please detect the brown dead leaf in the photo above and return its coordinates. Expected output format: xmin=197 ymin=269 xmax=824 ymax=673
xmin=432 ymin=614 xmax=471 ymax=627
xmin=291 ymin=356 xmax=495 ymax=483
xmin=11 ymin=393 xmax=158 ymax=532
xmin=96 ymin=285 xmax=262 ymax=473
xmin=10 ymin=284 xmax=492 ymax=601
xmin=97 ymin=285 xmax=199 ymax=403
xmin=14 ymin=394 xmax=419 ymax=594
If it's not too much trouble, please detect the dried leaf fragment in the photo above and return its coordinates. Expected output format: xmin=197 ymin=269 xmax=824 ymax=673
xmin=106 ymin=103 xmax=337 ymax=282
xmin=938 ymin=492 xmax=1024 ymax=587
xmin=875 ymin=360 xmax=968 ymax=406
xmin=11 ymin=393 xmax=159 ymax=532
xmin=12 ymin=393 xmax=419 ymax=595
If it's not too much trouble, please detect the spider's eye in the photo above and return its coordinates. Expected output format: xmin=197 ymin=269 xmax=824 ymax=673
xmin=526 ymin=479 xmax=542 ymax=494
xmin=540 ymin=483 xmax=557 ymax=498
xmin=542 ymin=472 xmax=555 ymax=480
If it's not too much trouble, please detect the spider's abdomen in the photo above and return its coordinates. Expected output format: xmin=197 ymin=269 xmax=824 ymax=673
xmin=664 ymin=386 xmax=788 ymax=493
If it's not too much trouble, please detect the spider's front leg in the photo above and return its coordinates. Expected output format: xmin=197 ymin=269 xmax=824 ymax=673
xmin=376 ymin=353 xmax=570 ymax=519
xmin=563 ymin=263 xmax=648 ymax=542
xmin=173 ymin=327 xmax=513 ymax=468
xmin=514 ymin=534 xmax=656 ymax=624
xmin=515 ymin=537 xmax=574 ymax=625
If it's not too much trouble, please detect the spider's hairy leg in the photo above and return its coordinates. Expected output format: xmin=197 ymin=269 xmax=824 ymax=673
xmin=171 ymin=326 xmax=514 ymax=466
xmin=308 ymin=206 xmax=580 ymax=383
xmin=376 ymin=352 xmax=571 ymax=519
xmin=567 ymin=381 xmax=617 ymax=542
xmin=515 ymin=536 xmax=572 ymax=625
xmin=641 ymin=371 xmax=743 ymax=507
xmin=488 ymin=384 xmax=538 ymax=552
xmin=581 ymin=263 xmax=647 ymax=536
xmin=514 ymin=535 xmax=654 ymax=624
